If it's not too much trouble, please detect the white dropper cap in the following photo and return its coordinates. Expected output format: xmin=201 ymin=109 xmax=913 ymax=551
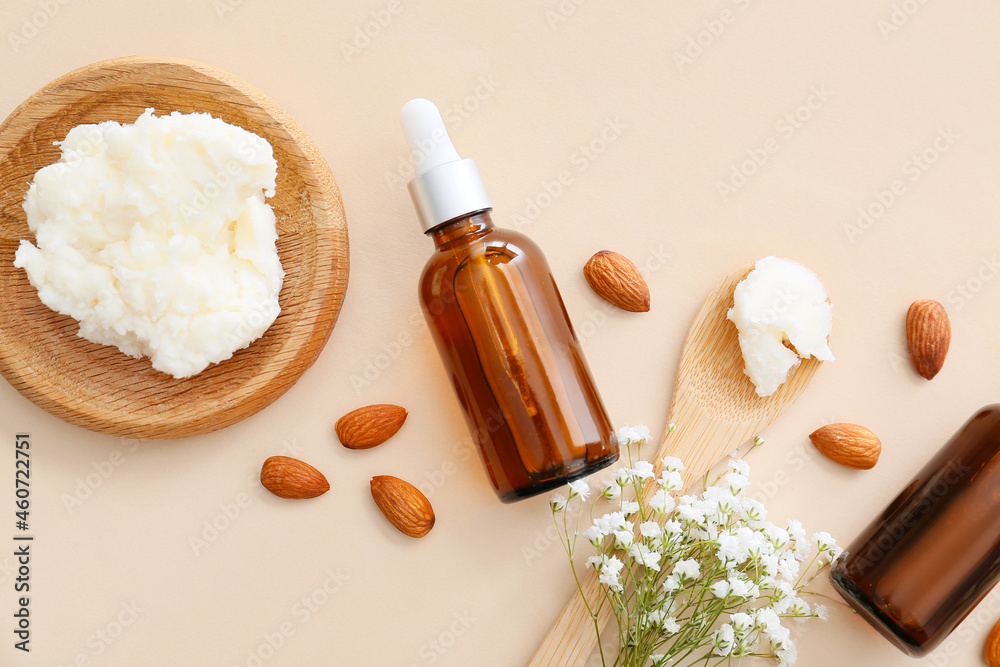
xmin=401 ymin=98 xmax=492 ymax=232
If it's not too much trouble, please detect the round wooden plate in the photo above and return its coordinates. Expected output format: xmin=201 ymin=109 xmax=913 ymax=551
xmin=0 ymin=57 xmax=349 ymax=439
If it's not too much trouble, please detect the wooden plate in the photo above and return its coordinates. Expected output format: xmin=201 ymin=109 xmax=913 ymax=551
xmin=0 ymin=57 xmax=349 ymax=439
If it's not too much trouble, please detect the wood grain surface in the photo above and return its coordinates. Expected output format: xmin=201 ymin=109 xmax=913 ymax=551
xmin=529 ymin=264 xmax=824 ymax=666
xmin=0 ymin=57 xmax=349 ymax=439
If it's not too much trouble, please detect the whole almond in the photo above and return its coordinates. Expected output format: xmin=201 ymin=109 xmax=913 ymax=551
xmin=906 ymin=299 xmax=950 ymax=380
xmin=584 ymin=250 xmax=650 ymax=312
xmin=809 ymin=423 xmax=881 ymax=470
xmin=336 ymin=404 xmax=407 ymax=449
xmin=985 ymin=618 xmax=1000 ymax=667
xmin=260 ymin=456 xmax=330 ymax=499
xmin=370 ymin=475 xmax=435 ymax=538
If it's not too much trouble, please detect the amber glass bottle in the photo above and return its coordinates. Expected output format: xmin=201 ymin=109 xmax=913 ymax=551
xmin=831 ymin=405 xmax=1000 ymax=656
xmin=419 ymin=212 xmax=618 ymax=501
xmin=401 ymin=99 xmax=618 ymax=502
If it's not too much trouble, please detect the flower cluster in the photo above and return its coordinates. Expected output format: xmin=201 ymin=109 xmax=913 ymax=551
xmin=549 ymin=426 xmax=841 ymax=667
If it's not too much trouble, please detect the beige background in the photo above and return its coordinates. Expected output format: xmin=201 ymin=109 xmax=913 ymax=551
xmin=1 ymin=0 xmax=998 ymax=665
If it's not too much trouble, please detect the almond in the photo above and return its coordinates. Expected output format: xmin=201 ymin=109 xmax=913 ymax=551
xmin=336 ymin=404 xmax=407 ymax=449
xmin=584 ymin=250 xmax=650 ymax=312
xmin=260 ymin=456 xmax=330 ymax=499
xmin=809 ymin=423 xmax=881 ymax=470
xmin=906 ymin=299 xmax=950 ymax=380
xmin=370 ymin=475 xmax=435 ymax=538
xmin=985 ymin=617 xmax=1000 ymax=667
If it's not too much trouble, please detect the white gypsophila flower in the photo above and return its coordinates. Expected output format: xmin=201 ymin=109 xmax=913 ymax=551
xmin=595 ymin=511 xmax=628 ymax=534
xmin=600 ymin=481 xmax=621 ymax=500
xmin=769 ymin=623 xmax=792 ymax=651
xmin=727 ymin=574 xmax=758 ymax=599
xmin=730 ymin=612 xmax=753 ymax=638
xmin=687 ymin=526 xmax=712 ymax=543
xmin=645 ymin=610 xmax=663 ymax=628
xmin=814 ymin=604 xmax=829 ymax=621
xmin=629 ymin=460 xmax=655 ymax=479
xmin=726 ymin=471 xmax=749 ymax=493
xmin=704 ymin=486 xmax=739 ymax=515
xmin=765 ymin=523 xmax=790 ymax=548
xmin=550 ymin=493 xmax=567 ymax=512
xmin=629 ymin=542 xmax=662 ymax=571
xmin=813 ymin=531 xmax=834 ymax=552
xmin=710 ymin=579 xmax=730 ymax=599
xmin=567 ymin=479 xmax=590 ymax=501
xmin=756 ymin=607 xmax=792 ymax=649
xmin=771 ymin=580 xmax=795 ymax=613
xmin=755 ymin=607 xmax=781 ymax=633
xmin=583 ymin=525 xmax=604 ymax=547
xmin=649 ymin=489 xmax=676 ymax=515
xmin=677 ymin=499 xmax=705 ymax=525
xmin=777 ymin=553 xmax=801 ymax=581
xmin=673 ymin=558 xmax=700 ymax=581
xmin=716 ymin=531 xmax=740 ymax=564
xmin=788 ymin=519 xmax=810 ymax=558
xmin=616 ymin=467 xmax=633 ymax=487
xmin=662 ymin=617 xmax=681 ymax=635
xmin=599 ymin=555 xmax=625 ymax=589
xmin=664 ymin=519 xmax=683 ymax=534
xmin=813 ymin=531 xmax=842 ymax=563
xmin=728 ymin=458 xmax=751 ymax=476
xmin=661 ymin=456 xmax=685 ymax=472
xmin=617 ymin=424 xmax=651 ymax=444
xmin=662 ymin=574 xmax=680 ymax=595
xmin=621 ymin=500 xmax=640 ymax=517
xmin=712 ymin=623 xmax=735 ymax=657
xmin=741 ymin=526 xmax=767 ymax=559
xmin=586 ymin=555 xmax=604 ymax=570
xmin=740 ymin=497 xmax=768 ymax=526
xmin=716 ymin=525 xmax=758 ymax=565
xmin=777 ymin=642 xmax=798 ymax=667
xmin=789 ymin=597 xmax=811 ymax=618
xmin=613 ymin=529 xmax=634 ymax=549
xmin=639 ymin=520 xmax=662 ymax=539
xmin=659 ymin=469 xmax=683 ymax=491
xmin=759 ymin=553 xmax=780 ymax=579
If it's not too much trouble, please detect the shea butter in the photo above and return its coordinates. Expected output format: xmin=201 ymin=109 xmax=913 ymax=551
xmin=727 ymin=256 xmax=833 ymax=397
xmin=14 ymin=109 xmax=283 ymax=378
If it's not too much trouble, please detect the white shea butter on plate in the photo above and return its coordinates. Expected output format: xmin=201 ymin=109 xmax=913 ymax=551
xmin=727 ymin=256 xmax=834 ymax=397
xmin=13 ymin=109 xmax=284 ymax=379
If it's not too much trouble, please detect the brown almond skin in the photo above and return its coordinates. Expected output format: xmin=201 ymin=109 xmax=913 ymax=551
xmin=809 ymin=423 xmax=881 ymax=470
xmin=336 ymin=404 xmax=407 ymax=449
xmin=985 ymin=618 xmax=1000 ymax=667
xmin=370 ymin=475 xmax=435 ymax=538
xmin=260 ymin=456 xmax=330 ymax=499
xmin=584 ymin=250 xmax=650 ymax=312
xmin=906 ymin=299 xmax=950 ymax=380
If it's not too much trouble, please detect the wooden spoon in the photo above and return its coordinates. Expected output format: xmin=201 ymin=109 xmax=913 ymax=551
xmin=528 ymin=263 xmax=824 ymax=666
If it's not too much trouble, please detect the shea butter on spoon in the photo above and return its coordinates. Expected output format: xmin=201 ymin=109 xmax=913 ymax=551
xmin=727 ymin=256 xmax=833 ymax=397
xmin=13 ymin=109 xmax=283 ymax=379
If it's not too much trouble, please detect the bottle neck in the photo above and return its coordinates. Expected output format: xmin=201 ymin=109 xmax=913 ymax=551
xmin=427 ymin=211 xmax=494 ymax=249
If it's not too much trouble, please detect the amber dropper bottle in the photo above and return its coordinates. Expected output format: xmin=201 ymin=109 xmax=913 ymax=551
xmin=831 ymin=405 xmax=1000 ymax=656
xmin=400 ymin=99 xmax=619 ymax=502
